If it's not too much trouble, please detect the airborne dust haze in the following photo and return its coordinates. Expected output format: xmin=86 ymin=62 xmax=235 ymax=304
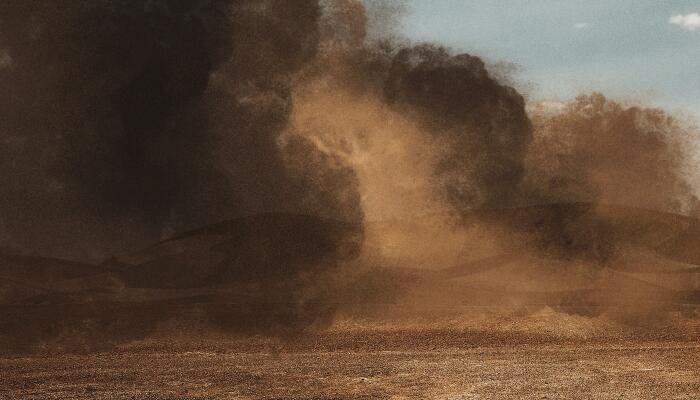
xmin=1 ymin=0 xmax=699 ymax=344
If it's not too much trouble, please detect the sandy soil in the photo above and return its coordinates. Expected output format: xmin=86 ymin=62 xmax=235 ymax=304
xmin=2 ymin=325 xmax=699 ymax=400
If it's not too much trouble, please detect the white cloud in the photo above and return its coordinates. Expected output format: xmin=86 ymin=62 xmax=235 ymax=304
xmin=669 ymin=13 xmax=700 ymax=31
xmin=573 ymin=22 xmax=589 ymax=30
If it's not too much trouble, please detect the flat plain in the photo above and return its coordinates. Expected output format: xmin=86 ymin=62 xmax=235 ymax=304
xmin=3 ymin=313 xmax=699 ymax=400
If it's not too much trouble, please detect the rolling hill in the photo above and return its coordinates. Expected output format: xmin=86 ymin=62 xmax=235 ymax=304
xmin=2 ymin=204 xmax=700 ymax=351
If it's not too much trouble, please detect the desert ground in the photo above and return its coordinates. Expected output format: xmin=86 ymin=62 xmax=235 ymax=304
xmin=2 ymin=308 xmax=700 ymax=400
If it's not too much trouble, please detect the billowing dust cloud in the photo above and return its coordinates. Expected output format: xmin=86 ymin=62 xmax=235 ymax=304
xmin=1 ymin=0 xmax=699 ymax=343
xmin=288 ymin=1 xmax=699 ymax=268
xmin=525 ymin=94 xmax=698 ymax=214
xmin=0 ymin=0 xmax=361 ymax=261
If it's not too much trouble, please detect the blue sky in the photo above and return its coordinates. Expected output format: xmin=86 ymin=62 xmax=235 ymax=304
xmin=397 ymin=1 xmax=700 ymax=117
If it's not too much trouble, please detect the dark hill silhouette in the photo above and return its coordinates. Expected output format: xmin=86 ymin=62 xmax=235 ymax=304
xmin=2 ymin=204 xmax=700 ymax=352
xmin=0 ymin=213 xmax=363 ymax=351
xmin=117 ymin=213 xmax=364 ymax=289
xmin=0 ymin=251 xmax=103 ymax=283
xmin=448 ymin=202 xmax=700 ymax=268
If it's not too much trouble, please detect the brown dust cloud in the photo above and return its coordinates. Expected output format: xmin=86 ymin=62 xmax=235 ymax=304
xmin=1 ymin=0 xmax=700 ymax=351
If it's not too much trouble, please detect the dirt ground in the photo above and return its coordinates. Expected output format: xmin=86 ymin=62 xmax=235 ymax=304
xmin=2 ymin=324 xmax=699 ymax=400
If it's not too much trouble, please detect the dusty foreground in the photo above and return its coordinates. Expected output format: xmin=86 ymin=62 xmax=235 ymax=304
xmin=2 ymin=324 xmax=700 ymax=400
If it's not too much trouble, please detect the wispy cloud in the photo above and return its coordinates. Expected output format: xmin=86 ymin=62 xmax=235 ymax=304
xmin=669 ymin=13 xmax=700 ymax=31
xmin=573 ymin=22 xmax=589 ymax=30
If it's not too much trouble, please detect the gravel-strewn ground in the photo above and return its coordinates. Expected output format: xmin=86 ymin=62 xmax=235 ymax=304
xmin=2 ymin=327 xmax=699 ymax=400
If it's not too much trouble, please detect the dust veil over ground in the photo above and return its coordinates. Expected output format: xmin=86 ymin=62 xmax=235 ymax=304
xmin=287 ymin=0 xmax=700 ymax=324
xmin=1 ymin=1 xmax=700 ymax=398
